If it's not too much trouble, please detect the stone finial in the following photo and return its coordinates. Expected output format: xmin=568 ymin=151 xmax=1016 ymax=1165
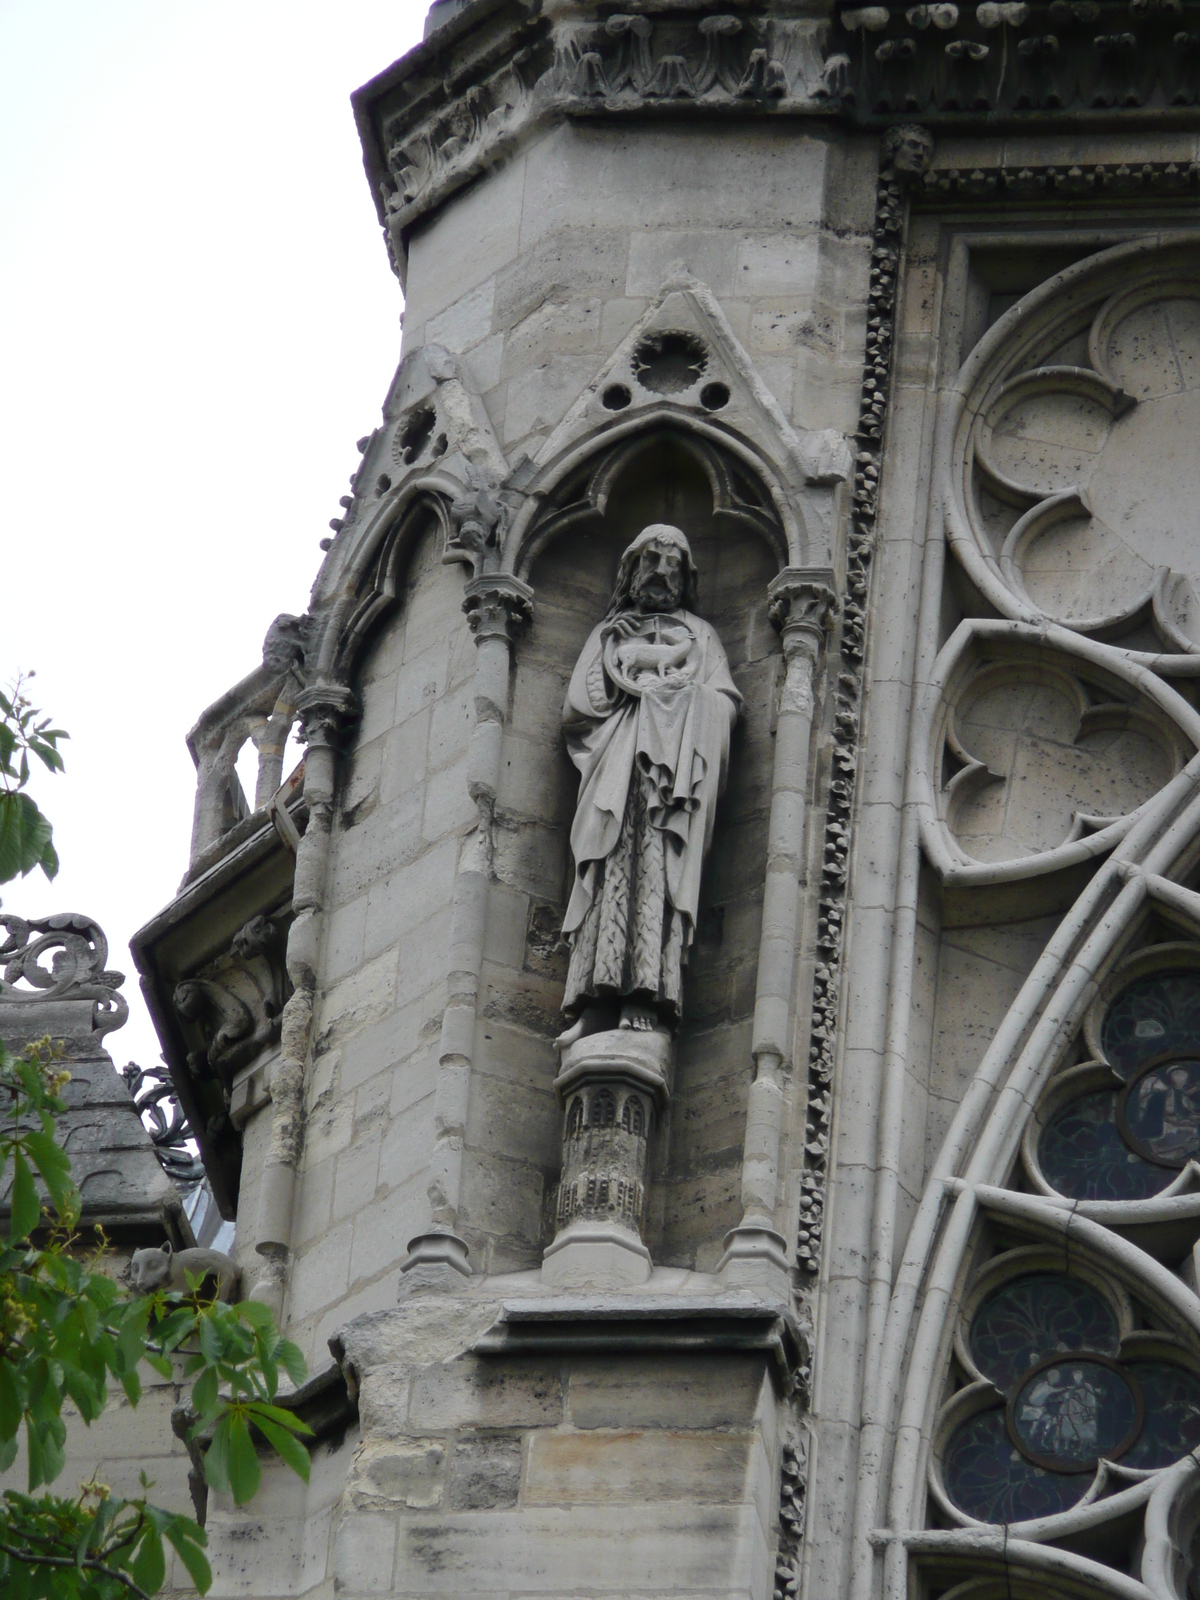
xmin=462 ymin=573 xmax=534 ymax=642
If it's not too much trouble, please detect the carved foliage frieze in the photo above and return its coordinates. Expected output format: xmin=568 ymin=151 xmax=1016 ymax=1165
xmin=819 ymin=0 xmax=1200 ymax=118
xmin=374 ymin=11 xmax=818 ymax=242
xmin=793 ymin=145 xmax=917 ymax=1280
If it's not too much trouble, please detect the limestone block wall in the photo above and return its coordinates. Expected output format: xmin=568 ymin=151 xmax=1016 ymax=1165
xmin=398 ymin=124 xmax=873 ymax=462
xmin=331 ymin=1302 xmax=783 ymax=1600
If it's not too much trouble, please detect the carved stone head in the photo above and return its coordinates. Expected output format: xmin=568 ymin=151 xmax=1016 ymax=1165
xmin=607 ymin=524 xmax=699 ymax=618
xmin=882 ymin=124 xmax=935 ymax=179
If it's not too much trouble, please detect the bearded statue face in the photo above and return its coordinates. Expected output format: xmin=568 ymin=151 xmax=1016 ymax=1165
xmin=629 ymin=538 xmax=686 ymax=612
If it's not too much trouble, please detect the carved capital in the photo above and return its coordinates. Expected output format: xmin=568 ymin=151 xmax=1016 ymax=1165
xmin=295 ymin=682 xmax=359 ymax=749
xmin=463 ymin=574 xmax=534 ymax=643
xmin=768 ymin=569 xmax=840 ymax=661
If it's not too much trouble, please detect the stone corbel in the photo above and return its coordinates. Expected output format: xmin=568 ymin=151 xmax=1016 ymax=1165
xmin=721 ymin=569 xmax=838 ymax=1292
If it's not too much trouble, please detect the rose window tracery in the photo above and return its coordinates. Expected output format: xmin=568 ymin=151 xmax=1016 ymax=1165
xmin=939 ymin=1271 xmax=1200 ymax=1525
xmin=948 ymin=242 xmax=1200 ymax=659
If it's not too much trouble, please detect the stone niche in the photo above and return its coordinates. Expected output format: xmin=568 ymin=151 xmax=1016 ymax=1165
xmin=485 ymin=427 xmax=784 ymax=1272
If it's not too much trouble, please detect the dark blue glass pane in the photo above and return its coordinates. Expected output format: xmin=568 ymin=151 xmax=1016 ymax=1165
xmin=943 ymin=1407 xmax=1087 ymax=1523
xmin=1039 ymin=1089 xmax=1172 ymax=1200
xmin=970 ymin=1275 xmax=1120 ymax=1391
xmin=1122 ymin=1363 xmax=1200 ymax=1469
xmin=1120 ymin=1059 xmax=1200 ymax=1168
xmin=1011 ymin=1359 xmax=1139 ymax=1469
xmin=1103 ymin=972 xmax=1200 ymax=1078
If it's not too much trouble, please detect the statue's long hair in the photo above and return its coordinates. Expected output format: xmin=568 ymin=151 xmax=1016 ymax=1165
xmin=604 ymin=524 xmax=699 ymax=620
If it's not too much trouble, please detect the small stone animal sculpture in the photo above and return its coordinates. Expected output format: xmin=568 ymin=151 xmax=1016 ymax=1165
xmin=614 ymin=631 xmax=693 ymax=682
xmin=128 ymin=1242 xmax=241 ymax=1303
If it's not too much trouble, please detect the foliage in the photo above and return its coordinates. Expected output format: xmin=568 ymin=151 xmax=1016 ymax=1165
xmin=0 ymin=675 xmax=66 ymax=885
xmin=0 ymin=692 xmax=312 ymax=1596
xmin=0 ymin=1042 xmax=313 ymax=1598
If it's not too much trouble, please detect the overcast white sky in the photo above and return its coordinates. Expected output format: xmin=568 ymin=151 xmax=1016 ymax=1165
xmin=1 ymin=1 xmax=428 ymax=1070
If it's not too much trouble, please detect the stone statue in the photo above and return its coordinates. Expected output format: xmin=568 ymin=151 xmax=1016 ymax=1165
xmin=128 ymin=1241 xmax=241 ymax=1303
xmin=556 ymin=525 xmax=741 ymax=1043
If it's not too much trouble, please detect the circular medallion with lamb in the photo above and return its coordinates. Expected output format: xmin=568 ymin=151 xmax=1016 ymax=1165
xmin=949 ymin=238 xmax=1200 ymax=659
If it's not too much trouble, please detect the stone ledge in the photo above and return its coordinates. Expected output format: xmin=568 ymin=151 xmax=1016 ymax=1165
xmin=470 ymin=1292 xmax=807 ymax=1390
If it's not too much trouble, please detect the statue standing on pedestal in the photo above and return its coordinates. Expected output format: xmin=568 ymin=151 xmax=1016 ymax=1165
xmin=557 ymin=525 xmax=741 ymax=1042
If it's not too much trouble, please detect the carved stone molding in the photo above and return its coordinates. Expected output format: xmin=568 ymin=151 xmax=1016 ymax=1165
xmin=355 ymin=5 xmax=828 ymax=271
xmin=818 ymin=0 xmax=1200 ymax=119
xmin=793 ymin=141 xmax=910 ymax=1295
xmin=462 ymin=573 xmax=535 ymax=642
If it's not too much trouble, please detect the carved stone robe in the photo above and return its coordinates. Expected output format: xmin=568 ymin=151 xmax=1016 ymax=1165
xmin=561 ymin=606 xmax=741 ymax=1023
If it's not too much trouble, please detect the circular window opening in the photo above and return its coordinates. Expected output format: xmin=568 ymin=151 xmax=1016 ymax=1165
xmin=396 ymin=405 xmax=436 ymax=465
xmin=602 ymin=383 xmax=632 ymax=411
xmin=376 ymin=473 xmax=392 ymax=494
xmin=700 ymin=381 xmax=730 ymax=411
xmin=632 ymin=331 xmax=708 ymax=395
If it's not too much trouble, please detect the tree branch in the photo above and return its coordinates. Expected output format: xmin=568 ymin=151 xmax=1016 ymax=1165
xmin=0 ymin=1540 xmax=152 ymax=1600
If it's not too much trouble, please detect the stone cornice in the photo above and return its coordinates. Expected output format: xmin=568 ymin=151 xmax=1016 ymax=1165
xmin=352 ymin=0 xmax=1200 ymax=277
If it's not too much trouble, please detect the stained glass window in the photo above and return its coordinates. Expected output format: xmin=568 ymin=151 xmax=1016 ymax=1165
xmin=1102 ymin=970 xmax=1200 ymax=1078
xmin=969 ymin=1276 xmax=1119 ymax=1391
xmin=1037 ymin=968 xmax=1200 ymax=1199
xmin=943 ymin=1407 xmax=1087 ymax=1524
xmin=1039 ymin=1090 xmax=1171 ymax=1201
xmin=1118 ymin=1057 xmax=1200 ymax=1168
xmin=1008 ymin=1356 xmax=1140 ymax=1470
xmin=1120 ymin=1362 xmax=1200 ymax=1469
xmin=944 ymin=1273 xmax=1200 ymax=1523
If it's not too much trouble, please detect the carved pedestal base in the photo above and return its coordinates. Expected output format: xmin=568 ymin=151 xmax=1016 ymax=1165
xmin=399 ymin=1230 xmax=472 ymax=1295
xmin=542 ymin=1028 xmax=671 ymax=1290
xmin=718 ymin=1221 xmax=791 ymax=1298
xmin=542 ymin=1217 xmax=653 ymax=1289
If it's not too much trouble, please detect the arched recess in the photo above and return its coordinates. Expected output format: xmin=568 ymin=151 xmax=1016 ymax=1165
xmin=301 ymin=486 xmax=480 ymax=1307
xmin=489 ymin=423 xmax=788 ymax=1269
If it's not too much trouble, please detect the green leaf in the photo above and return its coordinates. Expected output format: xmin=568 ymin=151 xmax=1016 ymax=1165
xmin=23 ymin=1130 xmax=74 ymax=1215
xmin=235 ymin=1300 xmax=274 ymax=1331
xmin=203 ymin=1416 xmax=232 ymax=1495
xmin=245 ymin=1401 xmax=313 ymax=1436
xmin=252 ymin=1415 xmax=311 ymax=1482
xmin=8 ymin=1150 xmax=40 ymax=1241
xmin=276 ymin=1339 xmax=307 ymax=1388
xmin=191 ymin=1367 xmax=218 ymax=1422
xmin=0 ymin=1359 xmax=22 ymax=1440
xmin=144 ymin=1352 xmax=172 ymax=1380
xmin=130 ymin=1525 xmax=166 ymax=1594
xmin=225 ymin=1413 xmax=260 ymax=1505
xmin=198 ymin=1315 xmax=223 ymax=1366
xmin=0 ymin=1435 xmax=17 ymax=1473
xmin=119 ymin=1367 xmax=142 ymax=1407
xmin=164 ymin=1520 xmax=212 ymax=1595
xmin=0 ymin=791 xmax=57 ymax=885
